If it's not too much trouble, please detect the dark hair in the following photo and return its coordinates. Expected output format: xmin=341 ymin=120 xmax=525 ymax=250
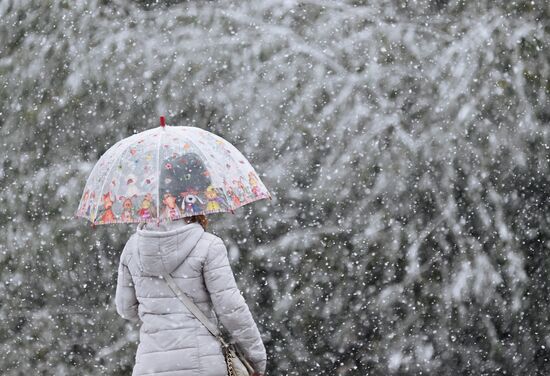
xmin=185 ymin=215 xmax=208 ymax=230
xmin=160 ymin=152 xmax=211 ymax=211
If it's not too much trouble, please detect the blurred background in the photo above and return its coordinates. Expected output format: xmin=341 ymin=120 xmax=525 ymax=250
xmin=1 ymin=0 xmax=549 ymax=374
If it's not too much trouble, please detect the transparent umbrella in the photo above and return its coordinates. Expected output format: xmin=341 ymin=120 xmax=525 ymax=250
xmin=76 ymin=117 xmax=271 ymax=225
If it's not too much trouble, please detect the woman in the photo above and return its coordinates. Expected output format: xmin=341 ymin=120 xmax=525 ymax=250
xmin=115 ymin=214 xmax=266 ymax=376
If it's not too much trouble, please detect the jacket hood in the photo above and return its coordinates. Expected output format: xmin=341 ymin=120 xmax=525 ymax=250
xmin=135 ymin=221 xmax=205 ymax=275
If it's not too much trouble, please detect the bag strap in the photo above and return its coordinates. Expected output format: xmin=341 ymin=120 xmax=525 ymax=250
xmin=163 ymin=273 xmax=229 ymax=347
xmin=164 ymin=272 xmax=256 ymax=375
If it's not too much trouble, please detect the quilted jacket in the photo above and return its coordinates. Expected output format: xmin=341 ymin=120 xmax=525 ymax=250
xmin=115 ymin=220 xmax=267 ymax=375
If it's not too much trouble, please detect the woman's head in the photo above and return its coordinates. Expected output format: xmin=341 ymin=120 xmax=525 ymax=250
xmin=184 ymin=215 xmax=208 ymax=230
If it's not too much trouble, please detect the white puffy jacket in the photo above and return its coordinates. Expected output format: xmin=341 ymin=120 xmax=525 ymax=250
xmin=115 ymin=220 xmax=267 ymax=375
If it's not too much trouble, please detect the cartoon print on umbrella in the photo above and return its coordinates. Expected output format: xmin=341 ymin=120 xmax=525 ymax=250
xmin=205 ymin=185 xmax=227 ymax=211
xmin=233 ymin=177 xmax=253 ymax=202
xmin=248 ymin=171 xmax=260 ymax=197
xmin=161 ymin=193 xmax=181 ymax=220
xmin=223 ymin=178 xmax=241 ymax=207
xmin=119 ymin=195 xmax=136 ymax=222
xmin=86 ymin=192 xmax=95 ymax=217
xmin=137 ymin=193 xmax=156 ymax=220
xmin=125 ymin=174 xmax=140 ymax=197
xmin=77 ymin=124 xmax=272 ymax=225
xmin=83 ymin=191 xmax=100 ymax=218
xmin=180 ymin=188 xmax=204 ymax=215
xmin=160 ymin=152 xmax=211 ymax=218
xmin=98 ymin=192 xmax=116 ymax=223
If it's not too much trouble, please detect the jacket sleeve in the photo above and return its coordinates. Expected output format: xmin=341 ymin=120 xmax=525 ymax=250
xmin=203 ymin=237 xmax=267 ymax=374
xmin=115 ymin=240 xmax=140 ymax=323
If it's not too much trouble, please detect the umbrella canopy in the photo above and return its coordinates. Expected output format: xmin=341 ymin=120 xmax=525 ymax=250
xmin=76 ymin=122 xmax=271 ymax=225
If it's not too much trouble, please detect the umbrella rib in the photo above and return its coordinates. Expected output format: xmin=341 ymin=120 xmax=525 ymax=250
xmin=176 ymin=127 xmax=218 ymax=183
xmin=216 ymin=134 xmax=250 ymax=211
xmin=168 ymin=127 xmax=215 ymax=210
xmin=181 ymin=127 xmax=234 ymax=211
xmin=94 ymin=139 xmax=129 ymax=223
xmin=156 ymin=128 xmax=162 ymax=220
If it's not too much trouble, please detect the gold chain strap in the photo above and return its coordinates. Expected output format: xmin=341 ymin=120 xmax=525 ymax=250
xmin=223 ymin=346 xmax=237 ymax=376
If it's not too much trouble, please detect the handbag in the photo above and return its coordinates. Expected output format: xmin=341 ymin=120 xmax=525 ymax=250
xmin=163 ymin=273 xmax=255 ymax=376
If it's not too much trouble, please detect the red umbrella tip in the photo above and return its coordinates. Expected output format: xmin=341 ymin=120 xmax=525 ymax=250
xmin=160 ymin=116 xmax=166 ymax=128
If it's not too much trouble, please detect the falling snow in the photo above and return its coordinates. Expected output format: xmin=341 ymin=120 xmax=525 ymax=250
xmin=1 ymin=0 xmax=549 ymax=375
